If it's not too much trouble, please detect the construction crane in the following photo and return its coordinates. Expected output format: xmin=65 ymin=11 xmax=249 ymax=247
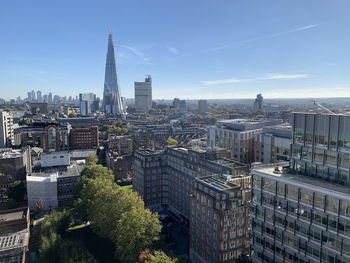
xmin=311 ymin=100 xmax=336 ymax=115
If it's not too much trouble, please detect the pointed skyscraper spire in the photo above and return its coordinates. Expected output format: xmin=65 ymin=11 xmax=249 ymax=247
xmin=103 ymin=31 xmax=124 ymax=115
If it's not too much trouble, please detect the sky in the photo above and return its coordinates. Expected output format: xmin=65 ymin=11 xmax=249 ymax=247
xmin=1 ymin=0 xmax=350 ymax=100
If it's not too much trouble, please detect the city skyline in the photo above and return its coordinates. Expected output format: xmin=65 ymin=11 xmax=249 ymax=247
xmin=1 ymin=1 xmax=350 ymax=100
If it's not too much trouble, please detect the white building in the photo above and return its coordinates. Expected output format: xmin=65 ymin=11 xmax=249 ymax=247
xmin=26 ymin=174 xmax=58 ymax=211
xmin=0 ymin=111 xmax=14 ymax=148
xmin=134 ymin=75 xmax=152 ymax=113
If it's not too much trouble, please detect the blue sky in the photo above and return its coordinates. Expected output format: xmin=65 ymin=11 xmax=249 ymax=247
xmin=1 ymin=0 xmax=350 ymax=100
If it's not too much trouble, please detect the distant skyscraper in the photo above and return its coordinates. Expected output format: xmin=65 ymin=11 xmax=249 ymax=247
xmin=31 ymin=90 xmax=36 ymax=102
xmin=37 ymin=91 xmax=42 ymax=102
xmin=254 ymin=93 xmax=263 ymax=111
xmin=48 ymin=92 xmax=53 ymax=104
xmin=198 ymin=99 xmax=208 ymax=113
xmin=103 ymin=31 xmax=124 ymax=115
xmin=134 ymin=75 xmax=152 ymax=112
xmin=27 ymin=92 xmax=32 ymax=102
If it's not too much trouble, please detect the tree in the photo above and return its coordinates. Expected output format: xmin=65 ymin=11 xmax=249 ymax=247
xmin=39 ymin=210 xmax=74 ymax=263
xmin=139 ymin=250 xmax=178 ymax=263
xmin=86 ymin=154 xmax=98 ymax=165
xmin=145 ymin=250 xmax=178 ymax=263
xmin=80 ymin=164 xmax=114 ymax=181
xmin=76 ymin=175 xmax=162 ymax=262
xmin=166 ymin=138 xmax=178 ymax=145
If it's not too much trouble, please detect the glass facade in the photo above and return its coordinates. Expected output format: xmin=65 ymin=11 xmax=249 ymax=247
xmin=291 ymin=113 xmax=350 ymax=185
xmin=250 ymin=172 xmax=350 ymax=263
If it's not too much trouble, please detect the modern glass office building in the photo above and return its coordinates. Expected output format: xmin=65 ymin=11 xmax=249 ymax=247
xmin=290 ymin=113 xmax=350 ymax=185
xmin=250 ymin=113 xmax=350 ymax=263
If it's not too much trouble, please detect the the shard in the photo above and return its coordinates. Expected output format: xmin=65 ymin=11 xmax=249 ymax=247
xmin=103 ymin=31 xmax=125 ymax=115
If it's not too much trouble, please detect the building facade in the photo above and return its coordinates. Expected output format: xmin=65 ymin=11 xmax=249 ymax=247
xmin=250 ymin=112 xmax=350 ymax=263
xmin=208 ymin=119 xmax=283 ymax=164
xmin=190 ymin=175 xmax=250 ymax=263
xmin=14 ymin=122 xmax=70 ymax=152
xmin=135 ymin=75 xmax=152 ymax=113
xmin=70 ymin=126 xmax=99 ymax=150
xmin=255 ymin=124 xmax=292 ymax=164
xmin=0 ymin=207 xmax=30 ymax=263
xmin=198 ymin=100 xmax=208 ymax=113
xmin=0 ymin=111 xmax=14 ymax=148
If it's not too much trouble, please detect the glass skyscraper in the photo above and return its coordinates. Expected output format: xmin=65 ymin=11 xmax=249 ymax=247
xmin=102 ymin=31 xmax=125 ymax=115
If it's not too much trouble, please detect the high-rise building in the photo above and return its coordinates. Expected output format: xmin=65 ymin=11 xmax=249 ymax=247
xmin=31 ymin=90 xmax=36 ymax=102
xmin=254 ymin=93 xmax=263 ymax=112
xmin=103 ymin=31 xmax=124 ymax=115
xmin=250 ymin=113 xmax=350 ymax=263
xmin=198 ymin=99 xmax=208 ymax=113
xmin=37 ymin=90 xmax=42 ymax=102
xmin=27 ymin=92 xmax=32 ymax=102
xmin=48 ymin=92 xmax=53 ymax=104
xmin=0 ymin=111 xmax=14 ymax=148
xmin=79 ymin=93 xmax=95 ymax=116
xmin=134 ymin=75 xmax=152 ymax=113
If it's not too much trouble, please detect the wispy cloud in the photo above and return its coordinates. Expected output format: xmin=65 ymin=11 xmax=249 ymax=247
xmin=208 ymin=24 xmax=320 ymax=52
xmin=167 ymin=46 xmax=178 ymax=54
xmin=261 ymin=73 xmax=309 ymax=80
xmin=202 ymin=73 xmax=309 ymax=85
xmin=121 ymin=45 xmax=152 ymax=64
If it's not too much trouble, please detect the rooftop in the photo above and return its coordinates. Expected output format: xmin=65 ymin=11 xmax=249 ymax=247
xmin=210 ymin=158 xmax=247 ymax=169
xmin=253 ymin=164 xmax=350 ymax=198
xmin=0 ymin=149 xmax=25 ymax=159
xmin=217 ymin=118 xmax=283 ymax=131
xmin=31 ymin=161 xmax=84 ymax=178
xmin=197 ymin=174 xmax=241 ymax=193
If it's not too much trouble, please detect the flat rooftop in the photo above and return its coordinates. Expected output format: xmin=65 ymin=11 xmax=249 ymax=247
xmin=31 ymin=161 xmax=84 ymax=178
xmin=217 ymin=118 xmax=283 ymax=131
xmin=197 ymin=175 xmax=241 ymax=193
xmin=0 ymin=149 xmax=24 ymax=159
xmin=210 ymin=158 xmax=247 ymax=168
xmin=253 ymin=164 xmax=350 ymax=198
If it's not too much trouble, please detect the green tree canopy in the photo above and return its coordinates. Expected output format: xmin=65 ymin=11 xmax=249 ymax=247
xmin=166 ymin=138 xmax=178 ymax=145
xmin=139 ymin=250 xmax=178 ymax=263
xmin=86 ymin=154 xmax=98 ymax=165
xmin=75 ymin=167 xmax=162 ymax=263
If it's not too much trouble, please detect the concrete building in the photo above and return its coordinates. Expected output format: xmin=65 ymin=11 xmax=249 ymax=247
xmin=70 ymin=126 xmax=99 ymax=150
xmin=108 ymin=135 xmax=133 ymax=155
xmin=190 ymin=175 xmax=250 ymax=263
xmin=173 ymin=98 xmax=187 ymax=113
xmin=0 ymin=148 xmax=31 ymax=208
xmin=208 ymin=119 xmax=283 ymax=164
xmin=106 ymin=152 xmax=131 ymax=181
xmin=250 ymin=112 xmax=350 ymax=263
xmin=133 ymin=147 xmax=251 ymax=261
xmin=133 ymin=147 xmax=249 ymax=216
xmin=14 ymin=122 xmax=70 ymax=152
xmin=135 ymin=75 xmax=152 ymax=113
xmin=198 ymin=100 xmax=208 ymax=113
xmin=0 ymin=111 xmax=14 ymax=148
xmin=256 ymin=124 xmax=292 ymax=164
xmin=254 ymin=93 xmax=263 ymax=112
xmin=0 ymin=207 xmax=30 ymax=263
xmin=30 ymin=103 xmax=48 ymax=115
xmin=28 ymin=159 xmax=84 ymax=211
